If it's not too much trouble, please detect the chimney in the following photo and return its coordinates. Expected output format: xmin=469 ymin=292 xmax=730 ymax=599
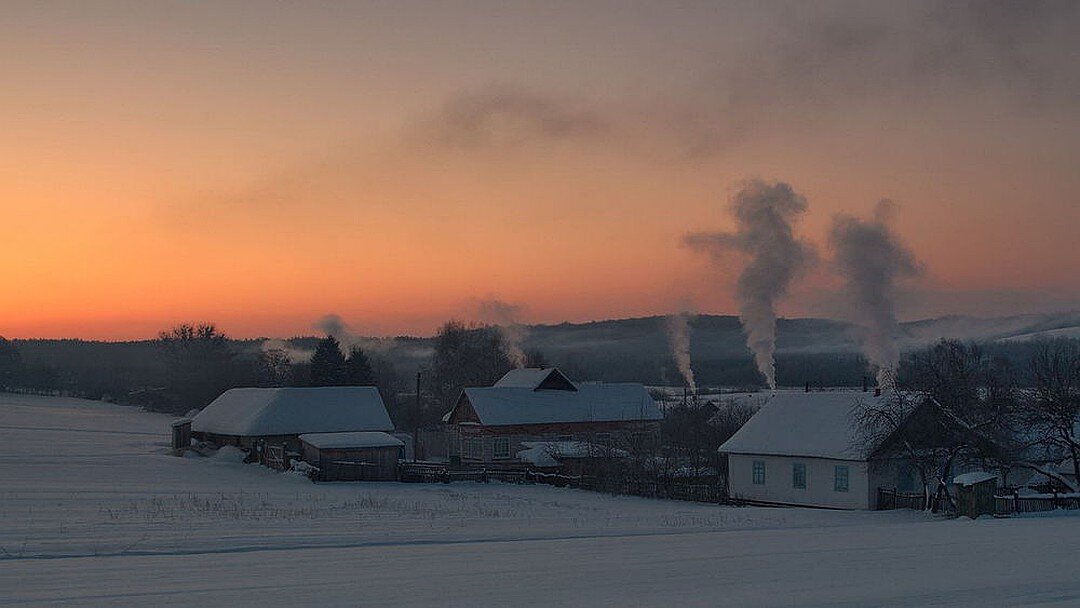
xmin=805 ymin=381 xmax=810 ymax=393
xmin=874 ymin=387 xmax=882 ymax=397
xmin=862 ymin=376 xmax=868 ymax=392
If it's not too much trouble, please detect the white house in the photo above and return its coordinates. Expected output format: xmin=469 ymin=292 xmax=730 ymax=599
xmin=720 ymin=390 xmax=903 ymax=510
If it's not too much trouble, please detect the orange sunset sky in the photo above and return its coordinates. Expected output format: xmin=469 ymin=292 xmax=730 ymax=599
xmin=3 ymin=1 xmax=1079 ymax=340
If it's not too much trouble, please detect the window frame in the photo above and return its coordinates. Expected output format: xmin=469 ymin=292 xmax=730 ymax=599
xmin=462 ymin=437 xmax=483 ymax=460
xmin=752 ymin=460 xmax=766 ymax=485
xmin=792 ymin=462 xmax=807 ymax=490
xmin=492 ymin=436 xmax=511 ymax=459
xmin=834 ymin=465 xmax=850 ymax=493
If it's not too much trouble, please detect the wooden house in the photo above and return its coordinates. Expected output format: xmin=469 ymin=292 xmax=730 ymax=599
xmin=442 ymin=367 xmax=662 ymax=466
xmin=300 ymin=432 xmax=404 ymax=481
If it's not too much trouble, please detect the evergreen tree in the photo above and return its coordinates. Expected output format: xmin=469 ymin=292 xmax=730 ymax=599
xmin=0 ymin=337 xmax=23 ymax=391
xmin=344 ymin=346 xmax=376 ymax=386
xmin=309 ymin=336 xmax=347 ymax=386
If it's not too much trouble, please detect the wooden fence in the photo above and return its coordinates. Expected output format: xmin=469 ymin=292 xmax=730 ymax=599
xmin=994 ymin=492 xmax=1080 ymax=516
xmin=879 ymin=486 xmax=1080 ymax=517
xmin=398 ymin=463 xmax=728 ymax=504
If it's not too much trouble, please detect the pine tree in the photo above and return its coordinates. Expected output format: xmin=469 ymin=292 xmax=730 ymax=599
xmin=309 ymin=336 xmax=347 ymax=386
xmin=0 ymin=337 xmax=23 ymax=391
xmin=344 ymin=346 xmax=376 ymax=386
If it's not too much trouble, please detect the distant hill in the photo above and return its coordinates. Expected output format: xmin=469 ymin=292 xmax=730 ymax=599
xmin=11 ymin=310 xmax=1078 ymax=393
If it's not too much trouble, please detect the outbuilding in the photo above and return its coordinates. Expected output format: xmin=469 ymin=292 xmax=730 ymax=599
xmin=191 ymin=386 xmax=394 ymax=468
xmin=300 ymin=432 xmax=404 ymax=481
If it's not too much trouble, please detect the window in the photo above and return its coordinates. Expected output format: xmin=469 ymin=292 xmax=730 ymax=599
xmin=493 ymin=437 xmax=511 ymax=459
xmin=834 ymin=465 xmax=850 ymax=492
xmin=752 ymin=460 xmax=766 ymax=485
xmin=793 ymin=463 xmax=807 ymax=489
xmin=463 ymin=437 xmax=482 ymax=460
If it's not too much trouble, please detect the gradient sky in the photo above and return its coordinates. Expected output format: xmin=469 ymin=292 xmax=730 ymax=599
xmin=3 ymin=1 xmax=1079 ymax=339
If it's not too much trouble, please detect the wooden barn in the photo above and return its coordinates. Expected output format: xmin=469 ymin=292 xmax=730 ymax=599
xmin=300 ymin=432 xmax=404 ymax=481
xmin=441 ymin=367 xmax=662 ymax=466
xmin=191 ymin=387 xmax=394 ymax=467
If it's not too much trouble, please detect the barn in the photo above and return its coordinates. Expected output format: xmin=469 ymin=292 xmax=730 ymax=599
xmin=300 ymin=432 xmax=404 ymax=481
xmin=191 ymin=387 xmax=394 ymax=467
xmin=441 ymin=367 xmax=662 ymax=466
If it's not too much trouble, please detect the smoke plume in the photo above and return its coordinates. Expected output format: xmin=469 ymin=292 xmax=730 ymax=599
xmin=684 ymin=180 xmax=816 ymax=389
xmin=828 ymin=199 xmax=921 ymax=387
xmin=315 ymin=313 xmax=360 ymax=354
xmin=665 ymin=311 xmax=696 ymax=392
xmin=476 ymin=299 xmax=529 ymax=368
xmin=259 ymin=338 xmax=314 ymax=364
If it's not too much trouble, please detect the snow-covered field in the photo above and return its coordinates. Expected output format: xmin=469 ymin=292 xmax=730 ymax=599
xmin=2 ymin=394 xmax=1079 ymax=606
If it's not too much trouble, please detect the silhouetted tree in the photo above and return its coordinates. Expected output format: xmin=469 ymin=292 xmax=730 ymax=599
xmin=257 ymin=347 xmax=293 ymax=387
xmin=158 ymin=323 xmax=238 ymax=411
xmin=0 ymin=337 xmax=24 ymax=391
xmin=344 ymin=346 xmax=376 ymax=386
xmin=428 ymin=320 xmax=513 ymax=415
xmin=309 ymin=336 xmax=347 ymax=386
xmin=1021 ymin=339 xmax=1080 ymax=488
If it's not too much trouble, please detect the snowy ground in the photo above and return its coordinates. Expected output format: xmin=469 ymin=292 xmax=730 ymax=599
xmin=2 ymin=394 xmax=1079 ymax=606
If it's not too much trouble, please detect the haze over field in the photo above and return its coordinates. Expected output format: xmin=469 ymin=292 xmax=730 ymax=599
xmin=3 ymin=1 xmax=1079 ymax=339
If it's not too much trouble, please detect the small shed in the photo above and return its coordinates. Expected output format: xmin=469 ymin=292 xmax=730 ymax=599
xmin=300 ymin=432 xmax=404 ymax=481
xmin=170 ymin=418 xmax=192 ymax=453
xmin=953 ymin=472 xmax=998 ymax=519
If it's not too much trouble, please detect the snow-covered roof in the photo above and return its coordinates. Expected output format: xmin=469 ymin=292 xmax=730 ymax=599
xmin=719 ymin=390 xmax=890 ymax=461
xmin=952 ymin=471 xmax=998 ymax=487
xmin=493 ymin=367 xmax=578 ymax=390
xmin=299 ymin=431 xmax=404 ymax=450
xmin=461 ymin=382 xmax=661 ymax=426
xmin=516 ymin=441 xmax=629 ymax=467
xmin=192 ymin=387 xmax=393 ymax=436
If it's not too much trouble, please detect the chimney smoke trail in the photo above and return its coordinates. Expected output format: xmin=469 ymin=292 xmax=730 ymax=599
xmin=828 ymin=200 xmax=921 ymax=388
xmin=666 ymin=311 xmax=696 ymax=392
xmin=684 ymin=180 xmax=815 ymax=389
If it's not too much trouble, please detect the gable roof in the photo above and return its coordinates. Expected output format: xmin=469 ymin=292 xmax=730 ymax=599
xmin=299 ymin=431 xmax=403 ymax=450
xmin=719 ymin=390 xmax=889 ymax=461
xmin=459 ymin=382 xmax=661 ymax=426
xmin=493 ymin=367 xmax=577 ymax=391
xmin=192 ymin=387 xmax=393 ymax=437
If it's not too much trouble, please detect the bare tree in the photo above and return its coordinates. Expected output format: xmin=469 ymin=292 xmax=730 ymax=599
xmin=1020 ymin=339 xmax=1080 ymax=489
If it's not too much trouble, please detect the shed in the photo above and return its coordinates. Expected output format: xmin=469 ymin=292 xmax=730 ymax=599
xmin=300 ymin=431 xmax=404 ymax=481
xmin=170 ymin=418 xmax=192 ymax=453
xmin=191 ymin=386 xmax=393 ymax=453
xmin=953 ymin=472 xmax=998 ymax=519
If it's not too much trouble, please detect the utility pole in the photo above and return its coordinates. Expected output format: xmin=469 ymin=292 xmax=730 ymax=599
xmin=413 ymin=371 xmax=422 ymax=461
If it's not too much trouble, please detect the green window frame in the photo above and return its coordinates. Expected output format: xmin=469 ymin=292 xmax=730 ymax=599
xmin=834 ymin=465 xmax=850 ymax=492
xmin=793 ymin=462 xmax=807 ymax=489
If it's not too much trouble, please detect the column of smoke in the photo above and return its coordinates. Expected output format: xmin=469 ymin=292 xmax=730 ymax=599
xmin=828 ymin=200 xmax=921 ymax=389
xmin=685 ymin=180 xmax=815 ymax=390
xmin=316 ymin=313 xmax=360 ymax=354
xmin=477 ymin=299 xmax=528 ymax=368
xmin=665 ymin=311 xmax=696 ymax=392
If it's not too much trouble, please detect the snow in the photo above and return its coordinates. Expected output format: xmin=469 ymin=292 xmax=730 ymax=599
xmin=3 ymin=392 xmax=1080 ymax=606
xmin=953 ymin=471 xmax=998 ymax=486
xmin=463 ymin=383 xmax=662 ymax=426
xmin=719 ymin=390 xmax=888 ymax=460
xmin=516 ymin=441 xmax=628 ymax=467
xmin=299 ymin=431 xmax=404 ymax=449
xmin=192 ymin=386 xmax=392 ymax=436
xmin=493 ymin=367 xmax=576 ymax=389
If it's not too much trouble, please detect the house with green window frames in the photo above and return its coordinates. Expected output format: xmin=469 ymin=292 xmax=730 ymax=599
xmin=720 ymin=390 xmax=914 ymax=509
